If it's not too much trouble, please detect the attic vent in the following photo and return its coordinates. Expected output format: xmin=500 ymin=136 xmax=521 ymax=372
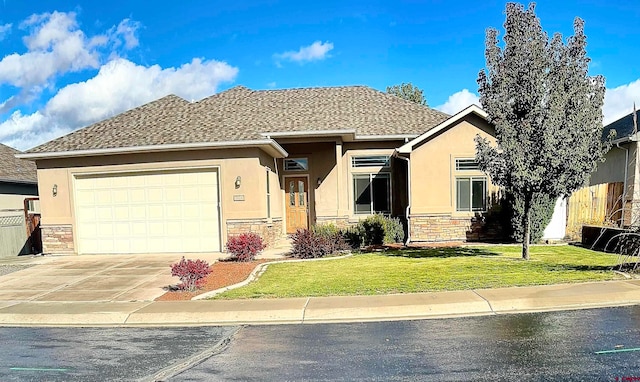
xmin=455 ymin=158 xmax=480 ymax=171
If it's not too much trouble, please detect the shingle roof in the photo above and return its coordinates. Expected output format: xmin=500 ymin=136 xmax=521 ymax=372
xmin=0 ymin=143 xmax=37 ymax=183
xmin=603 ymin=110 xmax=638 ymax=140
xmin=27 ymin=85 xmax=450 ymax=154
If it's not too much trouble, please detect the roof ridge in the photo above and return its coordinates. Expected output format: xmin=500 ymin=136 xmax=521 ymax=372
xmin=252 ymin=85 xmax=371 ymax=93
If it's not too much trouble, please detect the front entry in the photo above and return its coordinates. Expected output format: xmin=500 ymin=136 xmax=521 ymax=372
xmin=286 ymin=176 xmax=309 ymax=234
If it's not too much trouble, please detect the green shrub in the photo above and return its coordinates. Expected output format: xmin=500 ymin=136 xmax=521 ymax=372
xmin=358 ymin=214 xmax=405 ymax=246
xmin=312 ymin=223 xmax=340 ymax=239
xmin=383 ymin=216 xmax=404 ymax=244
xmin=341 ymin=225 xmax=364 ymax=249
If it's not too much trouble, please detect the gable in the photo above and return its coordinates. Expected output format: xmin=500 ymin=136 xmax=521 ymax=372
xmin=411 ymin=113 xmax=495 ymax=154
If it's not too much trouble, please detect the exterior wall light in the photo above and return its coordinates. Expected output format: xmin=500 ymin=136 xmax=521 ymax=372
xmin=52 ymin=184 xmax=58 ymax=197
xmin=235 ymin=176 xmax=241 ymax=189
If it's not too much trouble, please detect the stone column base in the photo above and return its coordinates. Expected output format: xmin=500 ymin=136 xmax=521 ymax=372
xmin=41 ymin=225 xmax=75 ymax=254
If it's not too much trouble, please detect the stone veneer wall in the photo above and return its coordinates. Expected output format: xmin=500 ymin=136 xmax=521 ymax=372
xmin=41 ymin=225 xmax=75 ymax=254
xmin=314 ymin=216 xmax=351 ymax=229
xmin=409 ymin=215 xmax=472 ymax=242
xmin=226 ymin=218 xmax=283 ymax=248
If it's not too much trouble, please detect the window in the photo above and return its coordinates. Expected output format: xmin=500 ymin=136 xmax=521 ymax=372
xmin=284 ymin=158 xmax=308 ymax=171
xmin=455 ymin=158 xmax=480 ymax=171
xmin=456 ymin=177 xmax=487 ymax=212
xmin=353 ymin=173 xmax=391 ymax=214
xmin=351 ymin=155 xmax=390 ymax=168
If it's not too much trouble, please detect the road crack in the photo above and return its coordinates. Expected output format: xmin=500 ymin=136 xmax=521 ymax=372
xmin=144 ymin=326 xmax=243 ymax=382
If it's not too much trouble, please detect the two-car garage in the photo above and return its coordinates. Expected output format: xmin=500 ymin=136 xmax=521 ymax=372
xmin=73 ymin=168 xmax=222 ymax=255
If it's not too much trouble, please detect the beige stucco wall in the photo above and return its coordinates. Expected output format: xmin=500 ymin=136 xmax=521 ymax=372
xmin=36 ymin=148 xmax=275 ymax=253
xmin=274 ymin=139 xmax=405 ymax=229
xmin=409 ymin=114 xmax=497 ymax=217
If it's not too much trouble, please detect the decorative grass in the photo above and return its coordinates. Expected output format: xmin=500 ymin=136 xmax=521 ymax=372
xmin=214 ymin=245 xmax=623 ymax=299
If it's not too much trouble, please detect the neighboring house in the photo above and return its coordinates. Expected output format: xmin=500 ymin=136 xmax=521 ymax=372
xmin=568 ymin=109 xmax=639 ymax=236
xmin=18 ymin=86 xmax=501 ymax=256
xmin=0 ymin=143 xmax=38 ymax=214
xmin=0 ymin=143 xmax=39 ymax=257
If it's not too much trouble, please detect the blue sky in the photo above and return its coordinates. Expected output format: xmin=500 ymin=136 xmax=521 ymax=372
xmin=1 ymin=0 xmax=639 ymax=150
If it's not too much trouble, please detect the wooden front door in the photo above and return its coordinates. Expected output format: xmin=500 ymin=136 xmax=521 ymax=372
xmin=286 ymin=177 xmax=309 ymax=234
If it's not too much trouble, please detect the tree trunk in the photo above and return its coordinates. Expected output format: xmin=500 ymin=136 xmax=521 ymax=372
xmin=522 ymin=192 xmax=532 ymax=260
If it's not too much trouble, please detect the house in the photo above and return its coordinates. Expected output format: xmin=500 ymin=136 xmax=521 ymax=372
xmin=566 ymin=109 xmax=639 ymax=237
xmin=0 ymin=143 xmax=39 ymax=257
xmin=0 ymin=143 xmax=38 ymax=213
xmin=17 ymin=85 xmax=500 ymax=256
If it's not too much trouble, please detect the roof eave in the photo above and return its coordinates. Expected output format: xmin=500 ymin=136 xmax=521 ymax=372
xmin=0 ymin=178 xmax=38 ymax=185
xmin=261 ymin=130 xmax=418 ymax=142
xmin=16 ymin=140 xmax=290 ymax=161
xmin=354 ymin=134 xmax=418 ymax=142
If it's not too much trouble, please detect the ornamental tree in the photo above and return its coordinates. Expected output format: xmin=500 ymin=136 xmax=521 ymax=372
xmin=475 ymin=3 xmax=607 ymax=260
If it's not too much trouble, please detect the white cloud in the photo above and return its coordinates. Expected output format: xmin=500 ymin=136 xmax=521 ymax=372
xmin=0 ymin=12 xmax=99 ymax=89
xmin=0 ymin=11 xmax=140 ymax=95
xmin=274 ymin=41 xmax=334 ymax=65
xmin=603 ymin=79 xmax=640 ymax=125
xmin=435 ymin=89 xmax=481 ymax=115
xmin=437 ymin=80 xmax=640 ymax=124
xmin=108 ymin=19 xmax=141 ymax=50
xmin=0 ymin=57 xmax=238 ymax=150
xmin=0 ymin=23 xmax=11 ymax=41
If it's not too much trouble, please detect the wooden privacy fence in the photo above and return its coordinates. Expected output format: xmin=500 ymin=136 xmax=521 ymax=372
xmin=566 ymin=182 xmax=624 ymax=240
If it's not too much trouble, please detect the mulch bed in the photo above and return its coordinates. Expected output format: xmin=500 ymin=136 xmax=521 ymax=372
xmin=155 ymin=259 xmax=276 ymax=301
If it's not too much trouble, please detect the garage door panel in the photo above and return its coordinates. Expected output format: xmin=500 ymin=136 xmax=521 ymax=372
xmin=75 ymin=169 xmax=221 ymax=254
xmin=131 ymin=221 xmax=147 ymax=235
xmin=130 ymin=205 xmax=146 ymax=218
xmin=96 ymin=207 xmax=113 ymax=220
xmin=130 ymin=189 xmax=146 ymax=203
xmin=148 ymin=205 xmax=164 ymax=219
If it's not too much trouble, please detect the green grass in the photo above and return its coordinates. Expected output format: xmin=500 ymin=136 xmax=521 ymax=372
xmin=214 ymin=245 xmax=623 ymax=299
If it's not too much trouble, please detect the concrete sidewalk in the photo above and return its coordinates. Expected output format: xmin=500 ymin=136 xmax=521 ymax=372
xmin=1 ymin=280 xmax=640 ymax=327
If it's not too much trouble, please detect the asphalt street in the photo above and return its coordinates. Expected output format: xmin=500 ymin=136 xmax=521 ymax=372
xmin=2 ymin=306 xmax=640 ymax=381
xmin=181 ymin=306 xmax=640 ymax=381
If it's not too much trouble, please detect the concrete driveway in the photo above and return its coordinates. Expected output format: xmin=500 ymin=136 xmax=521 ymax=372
xmin=0 ymin=253 xmax=225 ymax=302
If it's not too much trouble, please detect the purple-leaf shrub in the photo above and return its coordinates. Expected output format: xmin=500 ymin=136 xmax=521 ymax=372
xmin=226 ymin=233 xmax=266 ymax=262
xmin=170 ymin=257 xmax=212 ymax=291
xmin=291 ymin=228 xmax=348 ymax=259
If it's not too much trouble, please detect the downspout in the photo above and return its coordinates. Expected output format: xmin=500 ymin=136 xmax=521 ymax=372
xmin=616 ymin=141 xmax=629 ymax=227
xmin=395 ymin=154 xmax=411 ymax=245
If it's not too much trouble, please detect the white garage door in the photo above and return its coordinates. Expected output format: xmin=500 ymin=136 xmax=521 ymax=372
xmin=75 ymin=169 xmax=221 ymax=254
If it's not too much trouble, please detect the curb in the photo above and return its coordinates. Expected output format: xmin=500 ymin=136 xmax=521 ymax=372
xmin=192 ymin=253 xmax=354 ymax=300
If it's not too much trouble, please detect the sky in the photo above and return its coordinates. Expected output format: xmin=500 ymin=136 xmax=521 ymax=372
xmin=0 ymin=0 xmax=639 ymax=151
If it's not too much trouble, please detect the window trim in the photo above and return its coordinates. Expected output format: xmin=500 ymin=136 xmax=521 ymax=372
xmin=351 ymin=155 xmax=391 ymax=168
xmin=455 ymin=176 xmax=487 ymax=212
xmin=353 ymin=172 xmax=392 ymax=215
xmin=266 ymin=168 xmax=271 ymax=218
xmin=284 ymin=158 xmax=309 ymax=172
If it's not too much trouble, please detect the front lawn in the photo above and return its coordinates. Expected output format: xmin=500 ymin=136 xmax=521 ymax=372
xmin=214 ymin=245 xmax=624 ymax=299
